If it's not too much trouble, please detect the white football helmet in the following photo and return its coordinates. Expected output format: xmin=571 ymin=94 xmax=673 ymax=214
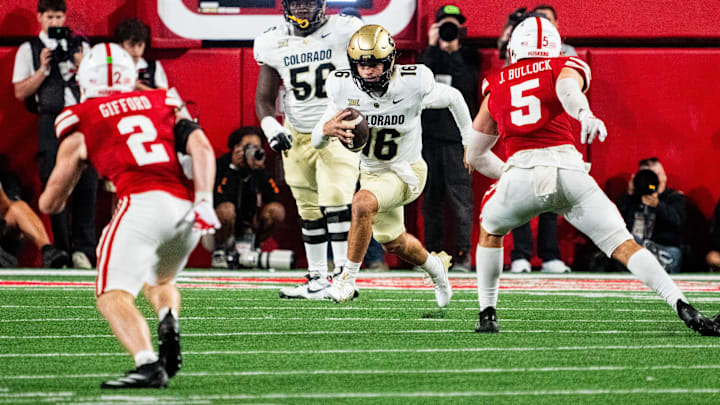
xmin=507 ymin=16 xmax=562 ymax=64
xmin=77 ymin=43 xmax=136 ymax=101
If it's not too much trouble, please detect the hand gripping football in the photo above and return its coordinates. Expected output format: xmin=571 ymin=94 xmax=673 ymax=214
xmin=340 ymin=107 xmax=369 ymax=152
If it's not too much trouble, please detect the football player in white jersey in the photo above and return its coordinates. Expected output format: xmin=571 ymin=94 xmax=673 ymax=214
xmin=254 ymin=0 xmax=363 ymax=299
xmin=312 ymin=25 xmax=475 ymax=306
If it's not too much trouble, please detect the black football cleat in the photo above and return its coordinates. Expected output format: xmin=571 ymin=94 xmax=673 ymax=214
xmin=677 ymin=300 xmax=720 ymax=337
xmin=475 ymin=306 xmax=499 ymax=333
xmin=41 ymin=245 xmax=69 ymax=268
xmin=158 ymin=311 xmax=182 ymax=378
xmin=101 ymin=361 xmax=168 ymax=389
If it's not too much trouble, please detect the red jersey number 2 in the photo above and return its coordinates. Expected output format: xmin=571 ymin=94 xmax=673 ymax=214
xmin=117 ymin=115 xmax=171 ymax=166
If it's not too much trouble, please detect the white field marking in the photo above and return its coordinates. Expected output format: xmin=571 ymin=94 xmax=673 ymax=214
xmin=0 ymin=392 xmax=73 ymax=398
xmin=0 ymin=305 xmax=94 ymax=309
xmin=46 ymin=388 xmax=720 ymax=402
xmin=6 ymin=364 xmax=720 ymax=380
xmin=0 ymin=316 xmax=681 ymax=323
xmin=0 ymin=329 xmax=692 ymax=340
xmin=2 ymin=344 xmax=719 ymax=358
xmin=0 ymin=304 xmax=676 ymax=313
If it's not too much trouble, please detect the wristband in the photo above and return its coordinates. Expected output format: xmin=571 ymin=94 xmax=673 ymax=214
xmin=260 ymin=116 xmax=284 ymax=138
xmin=195 ymin=191 xmax=213 ymax=204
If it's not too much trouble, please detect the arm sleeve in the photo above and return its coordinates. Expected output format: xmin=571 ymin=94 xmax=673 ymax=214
xmin=173 ymin=119 xmax=202 ymax=154
xmin=466 ymin=129 xmax=504 ymax=179
xmin=422 ymin=79 xmax=474 ymax=146
xmin=555 ymin=77 xmax=591 ymax=121
xmin=311 ymin=102 xmax=341 ymax=149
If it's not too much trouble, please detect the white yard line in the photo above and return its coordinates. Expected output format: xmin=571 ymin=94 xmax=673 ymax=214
xmin=4 ymin=364 xmax=720 ymax=380
xmin=1 ymin=344 xmax=718 ymax=358
xmin=0 ymin=316 xmax=680 ymax=323
xmin=0 ymin=329 xmax=693 ymax=340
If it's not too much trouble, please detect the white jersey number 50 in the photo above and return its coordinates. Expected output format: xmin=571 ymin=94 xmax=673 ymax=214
xmin=118 ymin=115 xmax=170 ymax=166
xmin=510 ymin=79 xmax=541 ymax=126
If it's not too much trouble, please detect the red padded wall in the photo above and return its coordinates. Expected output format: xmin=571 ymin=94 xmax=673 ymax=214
xmin=588 ymin=49 xmax=720 ymax=216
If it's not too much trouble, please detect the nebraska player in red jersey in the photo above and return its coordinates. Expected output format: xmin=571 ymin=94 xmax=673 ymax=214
xmin=39 ymin=43 xmax=220 ymax=388
xmin=467 ymin=17 xmax=720 ymax=336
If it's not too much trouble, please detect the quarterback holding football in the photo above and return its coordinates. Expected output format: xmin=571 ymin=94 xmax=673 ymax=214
xmin=312 ymin=25 xmax=475 ymax=306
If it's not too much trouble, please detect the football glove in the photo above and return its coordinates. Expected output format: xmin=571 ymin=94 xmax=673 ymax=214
xmin=261 ymin=116 xmax=293 ymax=152
xmin=180 ymin=198 xmax=220 ymax=235
xmin=268 ymin=131 xmax=293 ymax=152
xmin=579 ymin=110 xmax=607 ymax=144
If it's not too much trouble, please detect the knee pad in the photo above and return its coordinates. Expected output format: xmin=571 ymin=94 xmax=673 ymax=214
xmin=301 ymin=217 xmax=327 ymax=245
xmin=322 ymin=205 xmax=351 ymax=242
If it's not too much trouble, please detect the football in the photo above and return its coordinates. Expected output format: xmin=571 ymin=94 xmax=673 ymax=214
xmin=340 ymin=107 xmax=369 ymax=152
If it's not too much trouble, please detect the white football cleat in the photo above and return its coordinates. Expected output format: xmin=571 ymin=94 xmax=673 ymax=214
xmin=326 ymin=267 xmax=359 ymax=303
xmin=510 ymin=258 xmax=532 ymax=273
xmin=541 ymin=259 xmax=571 ymax=273
xmin=428 ymin=251 xmax=453 ymax=308
xmin=279 ymin=275 xmax=331 ymax=300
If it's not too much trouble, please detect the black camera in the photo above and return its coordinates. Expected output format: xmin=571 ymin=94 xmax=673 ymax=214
xmin=243 ymin=143 xmax=265 ymax=162
xmin=47 ymin=27 xmax=81 ymax=64
xmin=438 ymin=22 xmax=467 ymax=42
xmin=633 ymin=169 xmax=659 ymax=196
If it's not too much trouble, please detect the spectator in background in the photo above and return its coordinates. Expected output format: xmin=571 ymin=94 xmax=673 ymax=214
xmin=0 ymin=178 xmax=68 ymax=268
xmin=497 ymin=6 xmax=572 ymax=273
xmin=706 ymin=198 xmax=720 ymax=271
xmin=114 ymin=18 xmax=169 ymax=91
xmin=12 ymin=0 xmax=96 ymax=269
xmin=210 ymin=127 xmax=286 ymax=268
xmin=418 ymin=4 xmax=478 ymax=272
xmin=531 ymin=5 xmax=576 ymax=56
xmin=617 ymin=157 xmax=685 ymax=273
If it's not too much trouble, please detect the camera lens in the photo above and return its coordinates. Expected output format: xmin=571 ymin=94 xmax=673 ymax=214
xmin=253 ymin=148 xmax=265 ymax=161
xmin=439 ymin=22 xmax=459 ymax=41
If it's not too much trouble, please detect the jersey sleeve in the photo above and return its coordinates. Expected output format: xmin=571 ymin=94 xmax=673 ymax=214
xmin=253 ymin=27 xmax=278 ymax=66
xmin=417 ymin=64 xmax=436 ymax=99
xmin=563 ymin=56 xmax=592 ymax=93
xmin=54 ymin=106 xmax=81 ymax=140
xmin=481 ymin=76 xmax=491 ymax=97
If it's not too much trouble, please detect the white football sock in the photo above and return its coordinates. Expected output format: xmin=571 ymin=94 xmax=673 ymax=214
xmin=331 ymin=241 xmax=348 ymax=268
xmin=158 ymin=307 xmax=174 ymax=320
xmin=626 ymin=248 xmax=687 ymax=310
xmin=421 ymin=254 xmax=443 ymax=278
xmin=476 ymin=246 xmax=503 ymax=311
xmin=134 ymin=350 xmax=158 ymax=367
xmin=305 ymin=242 xmax=328 ymax=278
xmin=344 ymin=260 xmax=361 ymax=279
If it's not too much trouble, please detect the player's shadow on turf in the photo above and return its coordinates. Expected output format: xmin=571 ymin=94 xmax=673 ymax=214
xmin=422 ymin=309 xmax=447 ymax=319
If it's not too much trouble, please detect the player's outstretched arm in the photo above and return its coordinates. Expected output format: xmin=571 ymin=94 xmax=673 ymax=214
xmin=39 ymin=133 xmax=87 ymax=214
xmin=556 ymin=67 xmax=607 ymax=144
xmin=181 ymin=125 xmax=220 ymax=234
xmin=422 ymin=82 xmax=475 ymax=147
xmin=256 ymin=65 xmax=293 ymax=152
xmin=467 ymin=96 xmax=504 ymax=179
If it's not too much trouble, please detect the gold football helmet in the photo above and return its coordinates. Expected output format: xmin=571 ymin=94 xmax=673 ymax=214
xmin=347 ymin=25 xmax=397 ymax=93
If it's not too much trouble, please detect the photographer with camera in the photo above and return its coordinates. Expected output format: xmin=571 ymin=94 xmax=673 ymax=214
xmin=417 ymin=4 xmax=478 ymax=272
xmin=210 ymin=127 xmax=287 ymax=269
xmin=12 ymin=0 xmax=97 ymax=269
xmin=114 ymin=18 xmax=169 ymax=91
xmin=617 ymin=158 xmax=686 ymax=273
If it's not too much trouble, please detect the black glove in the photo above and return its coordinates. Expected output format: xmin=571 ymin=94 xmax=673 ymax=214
xmin=268 ymin=132 xmax=293 ymax=152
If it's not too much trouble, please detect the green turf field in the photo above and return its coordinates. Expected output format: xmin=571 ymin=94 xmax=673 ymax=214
xmin=1 ymin=271 xmax=720 ymax=404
